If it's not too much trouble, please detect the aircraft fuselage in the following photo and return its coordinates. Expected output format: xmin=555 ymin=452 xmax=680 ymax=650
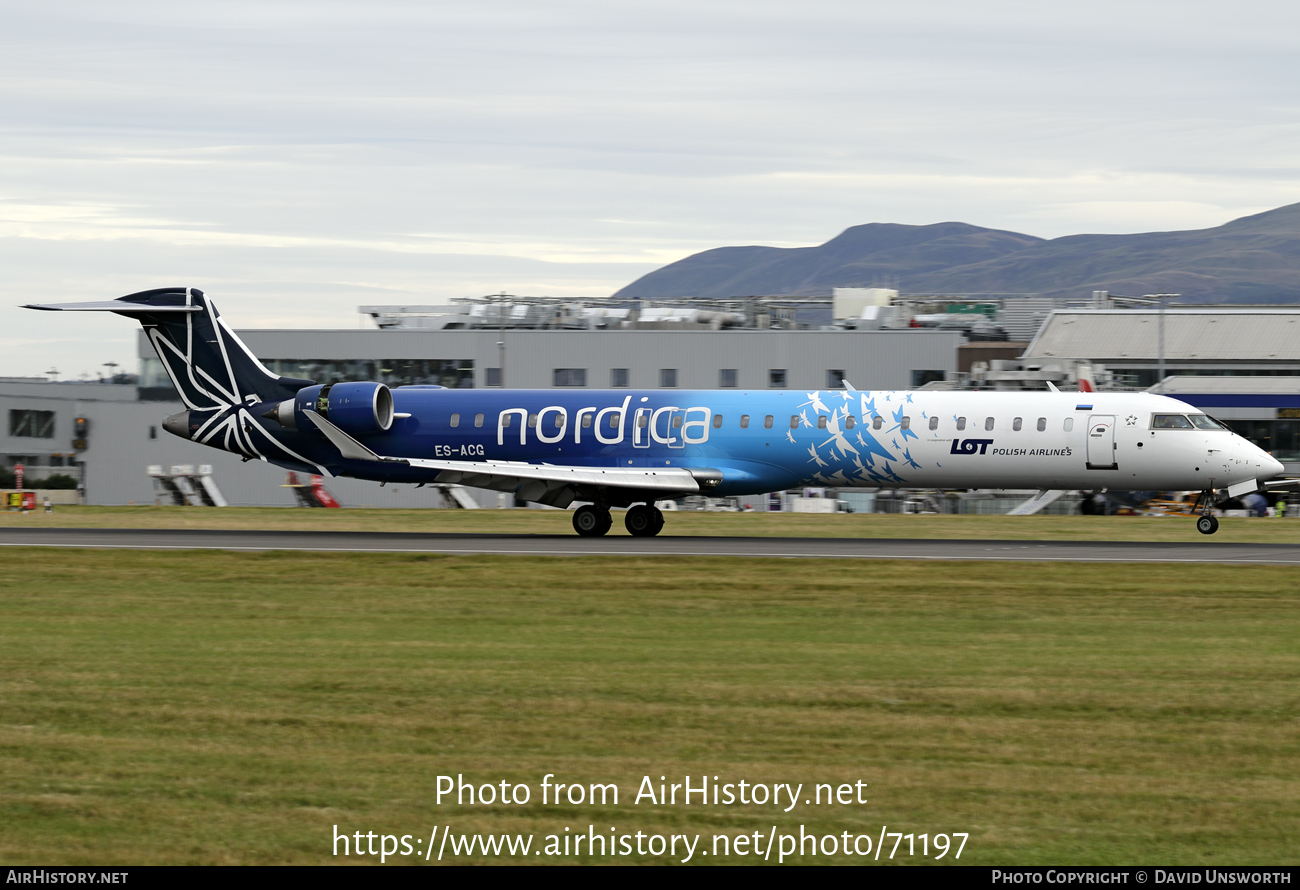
xmin=284 ymin=387 xmax=1280 ymax=495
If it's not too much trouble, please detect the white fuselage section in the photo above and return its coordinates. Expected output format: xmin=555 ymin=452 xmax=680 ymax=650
xmin=855 ymin=391 xmax=1281 ymax=492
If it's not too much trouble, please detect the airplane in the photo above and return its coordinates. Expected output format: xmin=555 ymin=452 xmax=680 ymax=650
xmin=25 ymin=287 xmax=1287 ymax=537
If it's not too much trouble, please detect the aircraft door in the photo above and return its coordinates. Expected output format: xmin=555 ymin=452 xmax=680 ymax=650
xmin=1086 ymin=415 xmax=1117 ymax=469
xmin=632 ymin=408 xmax=652 ymax=448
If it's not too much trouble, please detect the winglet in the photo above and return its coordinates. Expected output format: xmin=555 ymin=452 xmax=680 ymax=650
xmin=301 ymin=410 xmax=407 ymax=464
xmin=1045 ymin=381 xmax=1060 ymax=393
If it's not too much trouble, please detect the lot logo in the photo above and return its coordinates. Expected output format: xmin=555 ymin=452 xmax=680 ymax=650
xmin=950 ymin=438 xmax=994 ymax=455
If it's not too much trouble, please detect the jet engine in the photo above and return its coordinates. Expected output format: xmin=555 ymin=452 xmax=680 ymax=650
xmin=269 ymin=382 xmax=395 ymax=435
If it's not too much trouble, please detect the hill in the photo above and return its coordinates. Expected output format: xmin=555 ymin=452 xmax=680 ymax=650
xmin=613 ymin=203 xmax=1300 ymax=302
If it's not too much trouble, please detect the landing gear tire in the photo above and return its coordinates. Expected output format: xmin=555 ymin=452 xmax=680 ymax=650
xmin=1196 ymin=514 xmax=1219 ymax=536
xmin=573 ymin=505 xmax=612 ymax=537
xmin=625 ymin=504 xmax=662 ymax=537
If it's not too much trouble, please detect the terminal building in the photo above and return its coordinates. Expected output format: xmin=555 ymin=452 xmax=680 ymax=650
xmin=1019 ymin=308 xmax=1300 ymax=467
xmin=4 ymin=293 xmax=1298 ymax=505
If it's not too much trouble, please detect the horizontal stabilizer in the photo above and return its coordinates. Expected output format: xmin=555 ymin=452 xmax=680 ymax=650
xmin=23 ymin=301 xmax=201 ymax=313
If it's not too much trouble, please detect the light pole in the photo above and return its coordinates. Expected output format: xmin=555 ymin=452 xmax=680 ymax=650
xmin=1144 ymin=294 xmax=1179 ymax=393
xmin=497 ymin=291 xmax=507 ymax=388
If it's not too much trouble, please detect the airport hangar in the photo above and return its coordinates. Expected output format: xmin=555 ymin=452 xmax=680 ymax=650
xmin=4 ymin=300 xmax=1300 ymax=506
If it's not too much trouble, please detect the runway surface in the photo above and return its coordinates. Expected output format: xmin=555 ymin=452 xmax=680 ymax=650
xmin=3 ymin=526 xmax=1300 ymax=563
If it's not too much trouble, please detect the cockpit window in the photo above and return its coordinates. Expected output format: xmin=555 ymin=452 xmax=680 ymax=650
xmin=1188 ymin=414 xmax=1227 ymax=430
xmin=1152 ymin=414 xmax=1194 ymax=430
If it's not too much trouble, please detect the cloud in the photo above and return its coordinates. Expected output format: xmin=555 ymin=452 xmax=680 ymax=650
xmin=3 ymin=0 xmax=1299 ymax=375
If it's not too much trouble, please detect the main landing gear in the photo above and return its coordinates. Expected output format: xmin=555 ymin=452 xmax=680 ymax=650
xmin=624 ymin=504 xmax=665 ymax=537
xmin=570 ymin=503 xmax=666 ymax=537
xmin=572 ymin=504 xmax=613 ymax=537
xmin=1193 ymin=489 xmax=1220 ymax=535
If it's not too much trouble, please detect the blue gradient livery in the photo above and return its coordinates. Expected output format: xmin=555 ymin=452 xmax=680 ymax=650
xmin=26 ymin=288 xmax=1284 ymax=537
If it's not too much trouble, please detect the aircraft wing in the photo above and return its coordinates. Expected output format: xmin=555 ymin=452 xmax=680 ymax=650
xmin=404 ymin=458 xmax=713 ymax=493
xmin=300 ymin=410 xmax=718 ymax=501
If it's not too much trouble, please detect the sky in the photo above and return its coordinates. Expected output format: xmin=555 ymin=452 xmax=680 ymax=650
xmin=3 ymin=0 xmax=1299 ymax=378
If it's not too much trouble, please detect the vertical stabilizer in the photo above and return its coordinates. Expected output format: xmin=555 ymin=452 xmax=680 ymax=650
xmin=25 ymin=287 xmax=314 ymax=409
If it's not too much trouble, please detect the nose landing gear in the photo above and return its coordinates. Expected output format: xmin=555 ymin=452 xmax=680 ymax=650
xmin=1193 ymin=488 xmax=1220 ymax=535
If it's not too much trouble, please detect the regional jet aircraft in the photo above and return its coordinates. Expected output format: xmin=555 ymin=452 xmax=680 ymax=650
xmin=26 ymin=288 xmax=1286 ymax=536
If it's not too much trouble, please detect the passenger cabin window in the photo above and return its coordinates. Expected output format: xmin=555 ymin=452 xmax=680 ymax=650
xmin=929 ymin=416 xmax=939 ymax=431
xmin=450 ymin=413 xmax=460 ymax=428
xmin=790 ymin=415 xmax=799 ymax=429
xmin=1013 ymin=417 xmax=1022 ymax=431
xmin=1152 ymin=414 xmax=1195 ymax=430
xmin=1063 ymin=418 xmax=1074 ymax=432
xmin=817 ymin=415 xmax=827 ymax=430
xmin=872 ymin=416 xmax=883 ymax=430
xmin=845 ymin=415 xmax=856 ymax=429
xmin=672 ymin=416 xmax=683 ymax=429
xmin=528 ymin=413 xmax=538 ymax=428
xmin=712 ymin=414 xmax=723 ymax=429
xmin=764 ymin=415 xmax=774 ymax=429
xmin=1037 ymin=417 xmax=1046 ymax=432
xmin=901 ymin=416 xmax=911 ymax=430
xmin=985 ymin=417 xmax=995 ymax=431
xmin=502 ymin=414 xmax=512 ymax=427
xmin=637 ymin=414 xmax=648 ymax=428
xmin=740 ymin=414 xmax=750 ymax=429
xmin=609 ymin=413 xmax=620 ymax=428
xmin=582 ymin=414 xmax=593 ymax=428
xmin=956 ymin=417 xmax=966 ymax=431
xmin=474 ymin=413 xmax=484 ymax=428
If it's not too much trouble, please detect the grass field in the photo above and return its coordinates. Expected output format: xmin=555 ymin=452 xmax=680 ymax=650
xmin=1 ymin=548 xmax=1297 ymax=865
xmin=3 ymin=504 xmax=1300 ymax=543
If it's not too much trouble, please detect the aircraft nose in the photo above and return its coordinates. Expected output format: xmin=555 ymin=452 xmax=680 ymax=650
xmin=1247 ymin=440 xmax=1285 ymax=478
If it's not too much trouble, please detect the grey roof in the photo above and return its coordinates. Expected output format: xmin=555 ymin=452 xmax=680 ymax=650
xmin=1024 ymin=310 xmax=1300 ymax=362
xmin=1153 ymin=376 xmax=1300 ymax=395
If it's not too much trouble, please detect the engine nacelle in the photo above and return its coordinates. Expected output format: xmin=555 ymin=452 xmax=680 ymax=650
xmin=275 ymin=382 xmax=394 ymax=435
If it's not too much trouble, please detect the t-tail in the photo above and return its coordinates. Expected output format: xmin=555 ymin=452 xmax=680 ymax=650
xmin=24 ymin=288 xmax=323 ymax=464
xmin=24 ymin=287 xmax=314 ymax=410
